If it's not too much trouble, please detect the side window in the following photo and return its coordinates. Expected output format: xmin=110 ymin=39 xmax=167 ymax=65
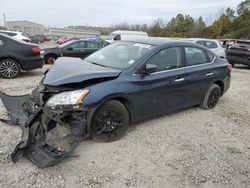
xmin=205 ymin=41 xmax=218 ymax=49
xmin=86 ymin=41 xmax=99 ymax=48
xmin=196 ymin=41 xmax=206 ymax=47
xmin=207 ymin=51 xmax=215 ymax=62
xmin=185 ymin=47 xmax=208 ymax=66
xmin=146 ymin=47 xmax=182 ymax=72
xmin=67 ymin=41 xmax=84 ymax=49
xmin=114 ymin=34 xmax=121 ymax=41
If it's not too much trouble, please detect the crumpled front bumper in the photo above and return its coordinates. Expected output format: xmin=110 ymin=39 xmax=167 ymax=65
xmin=0 ymin=91 xmax=88 ymax=168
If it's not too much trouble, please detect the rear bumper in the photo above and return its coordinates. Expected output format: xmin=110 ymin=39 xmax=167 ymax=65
xmin=227 ymin=55 xmax=250 ymax=66
xmin=20 ymin=56 xmax=44 ymax=71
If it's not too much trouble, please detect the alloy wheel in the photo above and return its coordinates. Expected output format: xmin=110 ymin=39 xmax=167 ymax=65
xmin=0 ymin=61 xmax=19 ymax=78
xmin=93 ymin=108 xmax=125 ymax=139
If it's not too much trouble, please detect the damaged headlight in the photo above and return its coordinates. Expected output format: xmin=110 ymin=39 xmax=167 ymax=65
xmin=46 ymin=89 xmax=89 ymax=110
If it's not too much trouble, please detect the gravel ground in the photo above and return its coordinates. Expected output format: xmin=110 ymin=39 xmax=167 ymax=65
xmin=0 ymin=65 xmax=249 ymax=188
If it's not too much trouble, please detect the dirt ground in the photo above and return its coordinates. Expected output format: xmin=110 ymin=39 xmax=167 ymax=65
xmin=0 ymin=64 xmax=249 ymax=188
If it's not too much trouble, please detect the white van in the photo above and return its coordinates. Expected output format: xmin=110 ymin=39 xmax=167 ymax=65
xmin=106 ymin=30 xmax=149 ymax=43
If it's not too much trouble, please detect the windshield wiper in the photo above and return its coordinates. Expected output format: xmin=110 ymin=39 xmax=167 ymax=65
xmin=86 ymin=60 xmax=107 ymax=67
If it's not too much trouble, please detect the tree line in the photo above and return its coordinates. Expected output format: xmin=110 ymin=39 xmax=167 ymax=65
xmin=70 ymin=0 xmax=250 ymax=39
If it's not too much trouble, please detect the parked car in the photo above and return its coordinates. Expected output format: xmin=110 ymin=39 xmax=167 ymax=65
xmin=106 ymin=30 xmax=149 ymax=43
xmin=182 ymin=38 xmax=226 ymax=59
xmin=0 ymin=30 xmax=30 ymax=43
xmin=29 ymin=35 xmax=45 ymax=44
xmin=45 ymin=35 xmax=53 ymax=41
xmin=226 ymin=40 xmax=250 ymax=67
xmin=0 ymin=38 xmax=231 ymax=167
xmin=41 ymin=39 xmax=104 ymax=64
xmin=56 ymin=37 xmax=68 ymax=45
xmin=0 ymin=34 xmax=43 ymax=78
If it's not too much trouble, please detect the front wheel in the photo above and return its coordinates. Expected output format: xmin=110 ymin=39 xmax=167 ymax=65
xmin=200 ymin=84 xmax=221 ymax=110
xmin=91 ymin=100 xmax=130 ymax=142
xmin=0 ymin=59 xmax=21 ymax=79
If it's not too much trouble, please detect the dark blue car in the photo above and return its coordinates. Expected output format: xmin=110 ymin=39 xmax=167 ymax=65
xmin=0 ymin=38 xmax=231 ymax=167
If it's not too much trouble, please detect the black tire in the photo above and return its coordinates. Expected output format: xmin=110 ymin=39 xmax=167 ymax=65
xmin=200 ymin=84 xmax=221 ymax=110
xmin=91 ymin=100 xmax=130 ymax=142
xmin=0 ymin=59 xmax=21 ymax=79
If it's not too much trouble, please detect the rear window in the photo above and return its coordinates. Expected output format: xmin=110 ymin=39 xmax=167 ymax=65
xmin=207 ymin=52 xmax=215 ymax=62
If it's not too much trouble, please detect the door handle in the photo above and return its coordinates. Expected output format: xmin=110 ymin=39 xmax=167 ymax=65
xmin=80 ymin=49 xmax=85 ymax=52
xmin=174 ymin=78 xmax=185 ymax=82
xmin=206 ymin=72 xmax=213 ymax=76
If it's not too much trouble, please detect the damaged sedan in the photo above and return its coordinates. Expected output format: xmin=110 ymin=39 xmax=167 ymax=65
xmin=0 ymin=38 xmax=231 ymax=167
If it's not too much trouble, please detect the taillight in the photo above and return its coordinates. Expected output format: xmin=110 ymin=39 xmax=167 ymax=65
xmin=227 ymin=64 xmax=232 ymax=72
xmin=23 ymin=39 xmax=30 ymax=43
xmin=32 ymin=47 xmax=40 ymax=54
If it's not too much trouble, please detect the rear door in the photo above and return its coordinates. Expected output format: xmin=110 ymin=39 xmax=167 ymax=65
xmin=62 ymin=41 xmax=85 ymax=57
xmin=182 ymin=46 xmax=217 ymax=106
xmin=81 ymin=41 xmax=102 ymax=59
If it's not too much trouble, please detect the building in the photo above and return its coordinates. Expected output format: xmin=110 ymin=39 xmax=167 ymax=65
xmin=6 ymin=20 xmax=101 ymax=38
xmin=45 ymin=27 xmax=101 ymax=38
xmin=7 ymin=20 xmax=45 ymax=35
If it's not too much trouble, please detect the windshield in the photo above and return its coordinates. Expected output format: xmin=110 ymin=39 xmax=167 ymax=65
xmin=85 ymin=41 xmax=155 ymax=69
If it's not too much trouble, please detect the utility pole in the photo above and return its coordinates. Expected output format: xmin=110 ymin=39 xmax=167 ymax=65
xmin=3 ymin=13 xmax=7 ymax=28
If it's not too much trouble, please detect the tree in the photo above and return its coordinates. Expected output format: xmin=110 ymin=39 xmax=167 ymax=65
xmin=226 ymin=7 xmax=236 ymax=20
xmin=237 ymin=0 xmax=250 ymax=15
xmin=191 ymin=16 xmax=206 ymax=37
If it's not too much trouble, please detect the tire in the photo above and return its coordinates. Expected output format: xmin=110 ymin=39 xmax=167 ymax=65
xmin=91 ymin=100 xmax=130 ymax=142
xmin=0 ymin=59 xmax=21 ymax=79
xmin=200 ymin=84 xmax=221 ymax=110
xmin=45 ymin=55 xmax=57 ymax=64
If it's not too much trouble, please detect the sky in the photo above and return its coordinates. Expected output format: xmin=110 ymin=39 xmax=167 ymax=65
xmin=0 ymin=0 xmax=243 ymax=27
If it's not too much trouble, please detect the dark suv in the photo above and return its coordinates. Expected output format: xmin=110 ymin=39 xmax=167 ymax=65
xmin=226 ymin=40 xmax=250 ymax=67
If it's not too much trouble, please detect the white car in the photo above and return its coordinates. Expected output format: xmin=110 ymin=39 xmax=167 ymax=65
xmin=106 ymin=30 xmax=149 ymax=43
xmin=0 ymin=30 xmax=30 ymax=43
xmin=183 ymin=38 xmax=226 ymax=59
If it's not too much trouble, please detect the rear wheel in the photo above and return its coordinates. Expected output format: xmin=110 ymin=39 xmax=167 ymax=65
xmin=200 ymin=84 xmax=221 ymax=110
xmin=91 ymin=100 xmax=130 ymax=142
xmin=45 ymin=55 xmax=57 ymax=64
xmin=0 ymin=59 xmax=21 ymax=79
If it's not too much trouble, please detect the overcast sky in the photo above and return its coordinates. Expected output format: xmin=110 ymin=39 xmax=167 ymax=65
xmin=0 ymin=0 xmax=243 ymax=27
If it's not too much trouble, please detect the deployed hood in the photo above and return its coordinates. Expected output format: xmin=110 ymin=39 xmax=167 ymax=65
xmin=43 ymin=57 xmax=121 ymax=86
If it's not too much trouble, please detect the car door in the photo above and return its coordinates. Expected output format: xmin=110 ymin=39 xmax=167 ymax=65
xmin=181 ymin=46 xmax=217 ymax=106
xmin=132 ymin=46 xmax=195 ymax=118
xmin=62 ymin=41 xmax=85 ymax=58
xmin=82 ymin=41 xmax=102 ymax=58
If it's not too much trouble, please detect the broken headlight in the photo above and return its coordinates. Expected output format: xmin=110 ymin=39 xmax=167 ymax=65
xmin=46 ymin=89 xmax=89 ymax=110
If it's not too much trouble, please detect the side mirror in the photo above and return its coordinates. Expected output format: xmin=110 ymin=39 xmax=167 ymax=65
xmin=67 ymin=47 xmax=73 ymax=50
xmin=137 ymin=64 xmax=157 ymax=75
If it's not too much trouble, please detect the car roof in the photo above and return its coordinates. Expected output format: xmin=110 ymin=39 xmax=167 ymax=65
xmin=124 ymin=37 xmax=186 ymax=46
xmin=123 ymin=37 xmax=209 ymax=47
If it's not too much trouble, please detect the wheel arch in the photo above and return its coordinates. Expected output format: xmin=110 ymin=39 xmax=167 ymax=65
xmin=214 ymin=80 xmax=224 ymax=96
xmin=86 ymin=95 xmax=134 ymax=136
xmin=0 ymin=56 xmax=23 ymax=69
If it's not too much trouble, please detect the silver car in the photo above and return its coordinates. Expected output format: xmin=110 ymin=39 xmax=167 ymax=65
xmin=183 ymin=38 xmax=226 ymax=59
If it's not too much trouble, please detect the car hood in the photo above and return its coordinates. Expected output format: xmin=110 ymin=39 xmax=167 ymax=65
xmin=43 ymin=57 xmax=121 ymax=86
